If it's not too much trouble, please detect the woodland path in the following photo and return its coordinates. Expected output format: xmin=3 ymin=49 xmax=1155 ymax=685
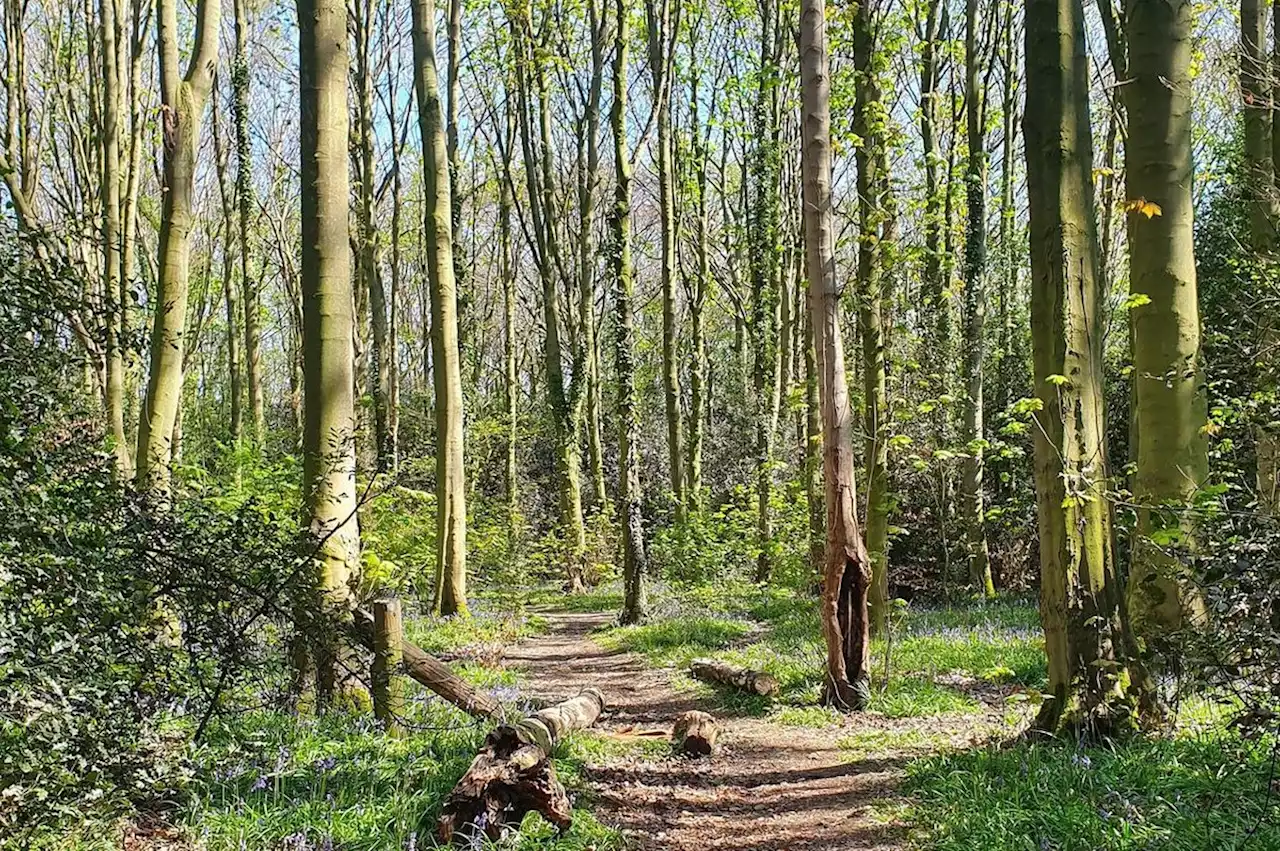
xmin=503 ymin=612 xmax=910 ymax=851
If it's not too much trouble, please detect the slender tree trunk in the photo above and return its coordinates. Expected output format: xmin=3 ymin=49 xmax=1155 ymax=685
xmin=613 ymin=0 xmax=647 ymax=624
xmin=499 ymin=97 xmax=519 ymax=550
xmin=1024 ymin=0 xmax=1159 ymax=735
xmin=687 ymin=56 xmax=710 ymax=512
xmin=412 ymin=0 xmax=469 ymax=615
xmin=1243 ymin=0 xmax=1280 ymax=509
xmin=645 ymin=0 xmax=687 ymax=525
xmin=232 ymin=0 xmax=263 ymax=446
xmin=581 ymin=0 xmax=608 ymax=514
xmin=299 ymin=0 xmax=360 ymax=700
xmin=213 ymin=86 xmax=243 ymax=451
xmin=960 ymin=0 xmax=992 ymax=597
xmin=135 ymin=0 xmax=219 ymax=494
xmin=354 ymin=0 xmax=393 ymax=473
xmin=751 ymin=0 xmax=782 ymax=582
xmin=852 ymin=0 xmax=890 ymax=633
xmin=801 ymin=0 xmax=871 ymax=710
xmin=1123 ymin=0 xmax=1208 ymax=644
xmin=804 ymin=298 xmax=824 ymax=580
xmin=100 ymin=0 xmax=132 ymax=478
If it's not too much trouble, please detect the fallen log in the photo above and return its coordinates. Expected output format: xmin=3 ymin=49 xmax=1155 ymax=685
xmin=673 ymin=710 xmax=719 ymax=756
xmin=350 ymin=607 xmax=500 ymax=719
xmin=438 ymin=688 xmax=606 ymax=843
xmin=689 ymin=658 xmax=780 ymax=697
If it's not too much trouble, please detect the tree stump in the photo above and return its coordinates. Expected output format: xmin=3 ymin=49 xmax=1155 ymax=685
xmin=673 ymin=710 xmax=718 ymax=756
xmin=689 ymin=658 xmax=780 ymax=696
xmin=438 ymin=688 xmax=606 ymax=843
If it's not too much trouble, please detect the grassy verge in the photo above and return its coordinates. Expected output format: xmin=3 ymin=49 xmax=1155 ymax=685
xmin=904 ymin=727 xmax=1280 ymax=850
xmin=180 ymin=610 xmax=619 ymax=850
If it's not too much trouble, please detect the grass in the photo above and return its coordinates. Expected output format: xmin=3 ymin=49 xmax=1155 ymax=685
xmin=904 ymin=729 xmax=1280 ymax=850
xmin=592 ymin=585 xmax=1044 ymax=722
xmin=183 ymin=694 xmax=621 ymax=850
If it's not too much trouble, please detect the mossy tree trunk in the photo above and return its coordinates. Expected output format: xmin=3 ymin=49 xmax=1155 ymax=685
xmin=612 ymin=0 xmax=647 ymax=625
xmin=1023 ymin=0 xmax=1160 ymax=735
xmin=232 ymin=0 xmax=263 ymax=447
xmin=1123 ymin=0 xmax=1208 ymax=645
xmin=852 ymin=0 xmax=891 ymax=634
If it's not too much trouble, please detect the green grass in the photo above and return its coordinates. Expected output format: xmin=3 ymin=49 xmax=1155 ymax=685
xmin=184 ymin=698 xmax=621 ymax=850
xmin=403 ymin=609 xmax=547 ymax=659
xmin=595 ymin=587 xmax=1044 ymax=722
xmin=905 ymin=729 xmax=1280 ymax=850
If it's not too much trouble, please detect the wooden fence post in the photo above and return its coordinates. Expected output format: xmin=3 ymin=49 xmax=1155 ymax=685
xmin=372 ymin=597 xmax=405 ymax=735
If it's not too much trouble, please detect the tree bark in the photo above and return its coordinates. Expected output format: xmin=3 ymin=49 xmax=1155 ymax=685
xmin=961 ymin=0 xmax=993 ymax=597
xmin=1024 ymin=0 xmax=1160 ymax=735
xmin=801 ymin=0 xmax=872 ymax=710
xmin=689 ymin=659 xmax=779 ymax=696
xmin=613 ymin=0 xmax=647 ymax=625
xmin=412 ymin=0 xmax=469 ymax=615
xmin=232 ymin=0 xmax=263 ymax=446
xmin=135 ymin=0 xmax=219 ymax=494
xmin=1123 ymin=0 xmax=1208 ymax=644
xmin=299 ymin=0 xmax=360 ymax=700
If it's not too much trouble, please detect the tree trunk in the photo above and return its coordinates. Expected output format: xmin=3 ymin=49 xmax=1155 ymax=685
xmin=581 ymin=0 xmax=608 ymax=515
xmin=135 ymin=0 xmax=219 ymax=494
xmin=1024 ymin=0 xmax=1160 ymax=736
xmin=801 ymin=0 xmax=872 ymax=710
xmin=613 ymin=0 xmax=647 ymax=625
xmin=646 ymin=0 xmax=687 ymax=525
xmin=232 ymin=0 xmax=263 ymax=446
xmin=960 ymin=0 xmax=992 ymax=597
xmin=100 ymin=0 xmax=132 ymax=479
xmin=299 ymin=0 xmax=360 ymax=701
xmin=750 ymin=0 xmax=782 ymax=582
xmin=212 ymin=87 xmax=243 ymax=452
xmin=412 ymin=0 xmax=469 ymax=615
xmin=852 ymin=0 xmax=891 ymax=635
xmin=1123 ymin=0 xmax=1208 ymax=645
xmin=673 ymin=710 xmax=718 ymax=755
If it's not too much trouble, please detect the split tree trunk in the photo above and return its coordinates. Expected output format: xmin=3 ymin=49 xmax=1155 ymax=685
xmin=801 ymin=0 xmax=872 ymax=710
xmin=673 ymin=710 xmax=718 ymax=755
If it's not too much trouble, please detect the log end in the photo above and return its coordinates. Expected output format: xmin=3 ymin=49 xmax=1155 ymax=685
xmin=673 ymin=710 xmax=719 ymax=757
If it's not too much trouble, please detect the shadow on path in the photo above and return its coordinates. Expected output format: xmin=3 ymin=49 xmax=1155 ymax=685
xmin=504 ymin=612 xmax=909 ymax=851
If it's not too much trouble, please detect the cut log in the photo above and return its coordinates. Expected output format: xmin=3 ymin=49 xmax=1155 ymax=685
xmin=673 ymin=710 xmax=719 ymax=756
xmin=439 ymin=688 xmax=606 ymax=843
xmin=689 ymin=658 xmax=780 ymax=697
xmin=350 ymin=607 xmax=499 ymax=718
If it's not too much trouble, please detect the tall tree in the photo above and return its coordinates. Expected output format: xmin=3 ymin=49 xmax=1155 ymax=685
xmin=580 ymin=0 xmax=609 ymax=514
xmin=135 ymin=0 xmax=219 ymax=493
xmin=1123 ymin=0 xmax=1208 ymax=644
xmin=851 ymin=0 xmax=891 ymax=634
xmin=750 ymin=0 xmax=783 ymax=581
xmin=100 ymin=0 xmax=132 ymax=478
xmin=801 ymin=0 xmax=872 ymax=709
xmin=299 ymin=0 xmax=360 ymax=697
xmin=960 ymin=0 xmax=993 ymax=596
xmin=645 ymin=0 xmax=687 ymax=524
xmin=613 ymin=0 xmax=647 ymax=624
xmin=212 ymin=83 xmax=243 ymax=451
xmin=1024 ymin=0 xmax=1159 ymax=735
xmin=413 ymin=0 xmax=469 ymax=615
xmin=232 ymin=0 xmax=264 ymax=446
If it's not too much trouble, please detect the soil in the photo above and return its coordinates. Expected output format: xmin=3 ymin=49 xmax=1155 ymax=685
xmin=504 ymin=612 xmax=938 ymax=851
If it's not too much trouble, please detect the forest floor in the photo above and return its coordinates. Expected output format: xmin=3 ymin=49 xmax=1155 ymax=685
xmin=506 ymin=610 xmax=994 ymax=851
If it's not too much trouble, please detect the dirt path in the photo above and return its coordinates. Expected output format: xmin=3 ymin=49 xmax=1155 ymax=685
xmin=504 ymin=613 xmax=909 ymax=851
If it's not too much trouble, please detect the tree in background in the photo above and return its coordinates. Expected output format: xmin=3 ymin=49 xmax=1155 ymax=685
xmin=135 ymin=0 xmax=219 ymax=494
xmin=413 ymin=0 xmax=469 ymax=615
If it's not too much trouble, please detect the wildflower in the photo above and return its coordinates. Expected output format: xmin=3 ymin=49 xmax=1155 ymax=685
xmin=1070 ymin=753 xmax=1092 ymax=770
xmin=313 ymin=755 xmax=338 ymax=773
xmin=275 ymin=746 xmax=292 ymax=772
xmin=405 ymin=833 xmax=417 ymax=851
xmin=250 ymin=774 xmax=269 ymax=792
